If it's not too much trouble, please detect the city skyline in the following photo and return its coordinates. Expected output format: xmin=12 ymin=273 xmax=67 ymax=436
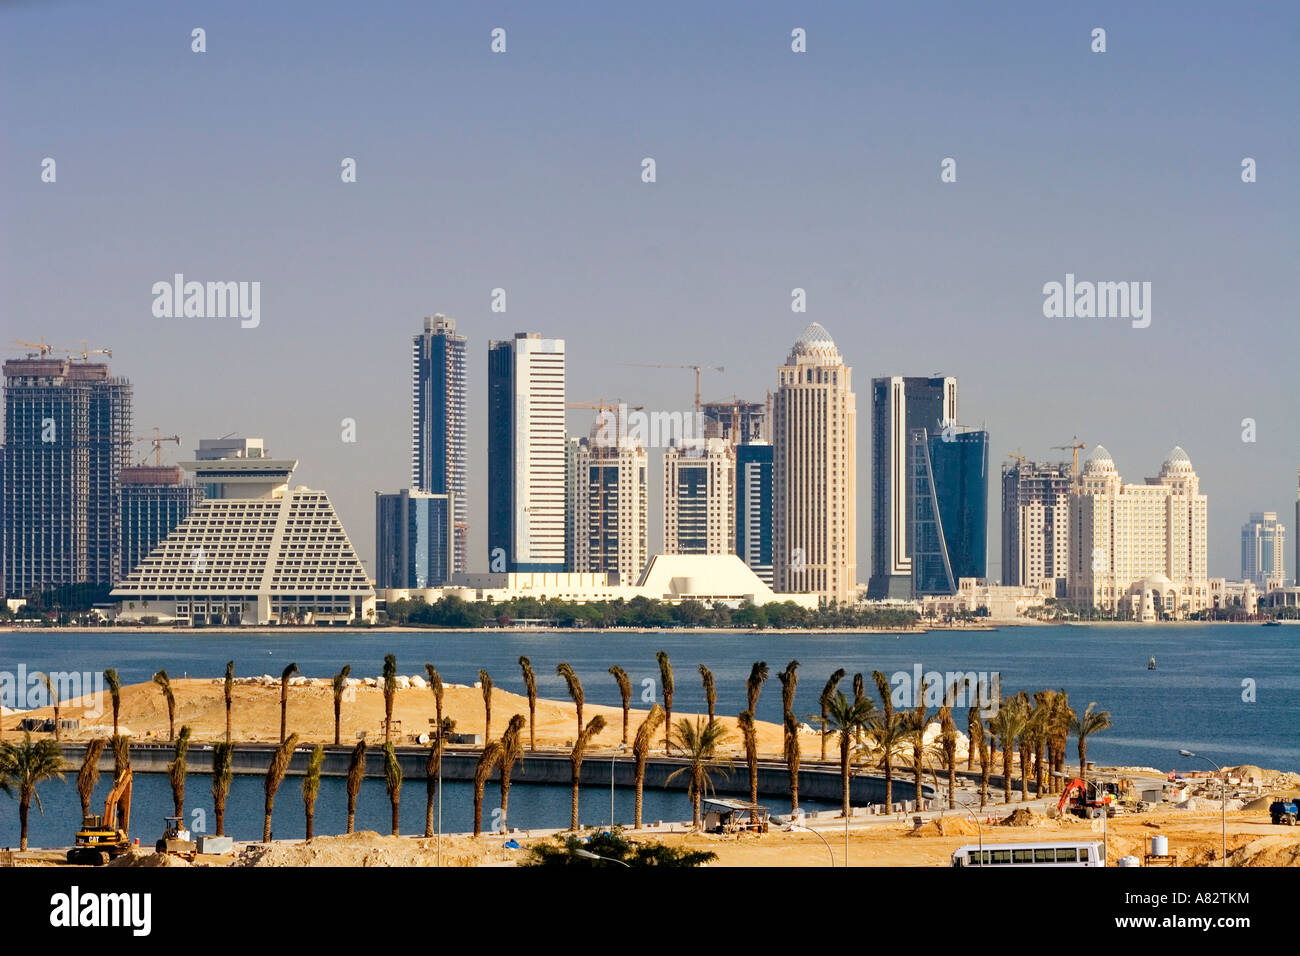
xmin=2 ymin=2 xmax=1295 ymax=581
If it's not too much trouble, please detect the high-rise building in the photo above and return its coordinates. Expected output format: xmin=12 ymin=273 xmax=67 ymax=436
xmin=867 ymin=375 xmax=957 ymax=599
xmin=772 ymin=323 xmax=856 ymax=604
xmin=663 ymin=438 xmax=734 ymax=557
xmin=735 ymin=442 xmax=774 ymax=585
xmin=375 ymin=489 xmax=454 ymax=589
xmin=3 ymin=357 xmax=132 ymax=596
xmin=572 ymin=411 xmax=647 ymax=585
xmin=119 ymin=465 xmax=203 ymax=582
xmin=1068 ymin=446 xmax=1210 ymax=618
xmin=112 ymin=440 xmax=373 ymax=625
xmin=1241 ymin=511 xmax=1286 ymax=590
xmin=412 ymin=315 xmax=468 ymax=573
xmin=910 ymin=426 xmax=988 ymax=595
xmin=564 ymin=436 xmax=582 ymax=572
xmin=488 ymin=333 xmax=566 ymax=572
xmin=1002 ymin=460 xmax=1072 ymax=591
xmin=701 ymin=400 xmax=768 ymax=445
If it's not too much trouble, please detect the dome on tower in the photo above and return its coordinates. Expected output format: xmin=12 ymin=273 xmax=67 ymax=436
xmin=789 ymin=322 xmax=840 ymax=360
xmin=1081 ymin=444 xmax=1116 ymax=476
xmin=1160 ymin=445 xmax=1195 ymax=477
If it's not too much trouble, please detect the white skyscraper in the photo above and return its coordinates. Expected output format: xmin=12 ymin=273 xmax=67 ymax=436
xmin=1068 ymin=445 xmax=1210 ymax=619
xmin=488 ymin=333 xmax=566 ymax=572
xmin=1241 ymin=511 xmax=1286 ymax=590
xmin=663 ymin=438 xmax=735 ymax=557
xmin=572 ymin=409 xmax=647 ymax=585
xmin=772 ymin=323 xmax=857 ymax=604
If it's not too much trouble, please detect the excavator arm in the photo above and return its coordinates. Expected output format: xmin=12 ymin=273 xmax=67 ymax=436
xmin=103 ymin=767 xmax=133 ymax=838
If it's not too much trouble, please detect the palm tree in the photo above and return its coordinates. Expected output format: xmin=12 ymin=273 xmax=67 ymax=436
xmin=331 ymin=665 xmax=351 ymax=746
xmin=745 ymin=661 xmax=769 ymax=714
xmin=279 ymin=663 xmax=299 ymax=744
xmin=698 ymin=665 xmax=716 ymax=722
xmin=864 ymin=712 xmax=907 ymax=810
xmin=104 ymin=669 xmax=121 ymax=736
xmin=779 ymin=660 xmax=800 ymax=715
xmin=424 ymin=664 xmax=444 ymax=742
xmin=302 ymin=745 xmax=324 ymax=841
xmin=519 ymin=657 xmax=538 ymax=751
xmin=666 ymin=718 xmax=732 ymax=829
xmin=938 ymin=683 xmax=960 ymax=808
xmin=382 ymin=655 xmax=398 ymax=744
xmin=153 ymin=670 xmax=176 ymax=741
xmin=211 ymin=741 xmax=234 ymax=836
xmin=383 ymin=742 xmax=402 ymax=836
xmin=655 ymin=651 xmax=674 ymax=753
xmin=222 ymin=661 xmax=234 ymax=743
xmin=631 ymin=705 xmax=665 ymax=829
xmin=110 ymin=735 xmax=132 ymax=834
xmin=473 ymin=741 xmax=503 ymax=837
xmin=990 ymin=697 xmax=1027 ymax=804
xmin=425 ymin=716 xmax=453 ymax=837
xmin=905 ymin=679 xmax=929 ymax=808
xmin=569 ymin=715 xmax=607 ymax=831
xmin=1070 ymin=702 xmax=1112 ymax=786
xmin=737 ymin=710 xmax=760 ymax=804
xmin=609 ymin=665 xmax=632 ymax=745
xmin=478 ymin=669 xmax=493 ymax=744
xmin=1049 ymin=691 xmax=1074 ymax=792
xmin=1029 ymin=691 xmax=1050 ymax=796
xmin=1016 ymin=691 xmax=1039 ymax=801
xmin=818 ymin=669 xmax=847 ymax=761
xmin=782 ymin=711 xmax=801 ymax=813
xmin=345 ymin=739 xmax=366 ymax=834
xmin=555 ymin=662 xmax=584 ymax=740
xmin=499 ymin=714 xmax=527 ymax=828
xmin=166 ymin=726 xmax=191 ymax=816
xmin=263 ymin=734 xmax=299 ymax=842
xmin=966 ymin=696 xmax=980 ymax=772
xmin=0 ymin=733 xmax=66 ymax=850
xmin=76 ymin=738 xmax=107 ymax=820
xmin=819 ymin=690 xmax=875 ymax=817
xmin=37 ymin=673 xmax=61 ymax=741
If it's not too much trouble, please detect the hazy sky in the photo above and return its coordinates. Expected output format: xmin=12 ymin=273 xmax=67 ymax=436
xmin=3 ymin=1 xmax=1296 ymax=581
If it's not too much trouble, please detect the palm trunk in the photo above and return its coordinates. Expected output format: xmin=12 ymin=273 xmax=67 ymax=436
xmin=305 ymin=808 xmax=314 ymax=841
xmin=570 ymin=775 xmax=580 ymax=831
xmin=1002 ymin=745 xmax=1013 ymax=804
xmin=979 ymin=743 xmax=990 ymax=808
xmin=346 ymin=795 xmax=356 ymax=834
xmin=215 ymin=799 xmax=226 ymax=837
xmin=692 ymin=770 xmax=704 ymax=829
xmin=914 ymin=745 xmax=923 ymax=808
xmin=280 ymin=695 xmax=287 ymax=744
xmin=1079 ymin=741 xmax=1087 ymax=784
xmin=840 ymin=735 xmax=851 ymax=817
xmin=474 ymin=783 xmax=484 ymax=837
xmin=947 ymin=757 xmax=956 ymax=809
xmin=334 ymin=701 xmax=341 ymax=746
xmin=263 ymin=797 xmax=274 ymax=843
xmin=1019 ymin=743 xmax=1031 ymax=800
xmin=634 ymin=769 xmax=645 ymax=829
xmin=225 ymin=701 xmax=231 ymax=744
xmin=529 ymin=702 xmax=537 ymax=751
xmin=621 ymin=705 xmax=629 ymax=746
xmin=425 ymin=780 xmax=435 ymax=838
xmin=884 ymin=766 xmax=893 ymax=809
xmin=20 ymin=794 xmax=31 ymax=851
xmin=391 ymin=796 xmax=400 ymax=836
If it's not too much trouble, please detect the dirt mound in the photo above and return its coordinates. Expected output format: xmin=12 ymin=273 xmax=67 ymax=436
xmin=1243 ymin=791 xmax=1300 ymax=812
xmin=1226 ymin=835 xmax=1300 ymax=867
xmin=107 ymin=849 xmax=190 ymax=867
xmin=234 ymin=831 xmax=492 ymax=867
xmin=906 ymin=817 xmax=981 ymax=838
xmin=1176 ymin=796 xmax=1244 ymax=812
xmin=998 ymin=808 xmax=1053 ymax=828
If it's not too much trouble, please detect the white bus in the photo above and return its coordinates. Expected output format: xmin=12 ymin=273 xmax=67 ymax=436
xmin=951 ymin=841 xmax=1105 ymax=867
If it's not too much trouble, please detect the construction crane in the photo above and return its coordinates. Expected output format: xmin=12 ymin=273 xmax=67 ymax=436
xmin=132 ymin=428 xmax=183 ymax=467
xmin=60 ymin=340 xmax=113 ymax=362
xmin=1052 ymin=437 xmax=1087 ymax=481
xmin=9 ymin=338 xmax=55 ymax=358
xmin=1005 ymin=449 xmax=1029 ymax=467
xmin=619 ymin=363 xmax=724 ymax=415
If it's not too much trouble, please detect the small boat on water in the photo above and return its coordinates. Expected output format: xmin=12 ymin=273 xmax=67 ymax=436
xmin=1262 ymin=620 xmax=1281 ymax=627
xmin=1147 ymin=656 xmax=1157 ymax=670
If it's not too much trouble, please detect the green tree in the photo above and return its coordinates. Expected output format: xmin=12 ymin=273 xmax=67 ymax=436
xmin=331 ymin=665 xmax=351 ymax=746
xmin=263 ymin=734 xmax=299 ymax=842
xmin=166 ymin=726 xmax=191 ymax=816
xmin=345 ymin=739 xmax=367 ymax=834
xmin=818 ymin=669 xmax=847 ymax=761
xmin=656 ymin=651 xmax=674 ymax=753
xmin=1070 ymin=702 xmax=1112 ymax=786
xmin=519 ymin=657 xmax=538 ymax=751
xmin=383 ymin=741 xmax=402 ymax=836
xmin=569 ymin=715 xmax=607 ymax=831
xmin=609 ymin=665 xmax=632 ymax=745
xmin=666 ymin=718 xmax=732 ymax=830
xmin=279 ymin=663 xmax=299 ymax=744
xmin=104 ymin=669 xmax=122 ymax=737
xmin=818 ymin=691 xmax=876 ymax=817
xmin=302 ymin=745 xmax=324 ymax=841
xmin=0 ymin=733 xmax=66 ymax=850
xmin=211 ymin=741 xmax=234 ymax=836
xmin=632 ymin=705 xmax=665 ymax=829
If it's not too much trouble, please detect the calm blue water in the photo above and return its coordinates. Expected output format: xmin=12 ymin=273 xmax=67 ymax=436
xmin=2 ymin=623 xmax=1296 ymax=774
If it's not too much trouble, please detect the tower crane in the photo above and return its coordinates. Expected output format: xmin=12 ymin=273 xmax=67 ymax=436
xmin=618 ymin=363 xmax=723 ymax=415
xmin=9 ymin=338 xmax=55 ymax=358
xmin=132 ymin=428 xmax=183 ymax=467
xmin=1052 ymin=437 xmax=1087 ymax=482
xmin=60 ymin=340 xmax=113 ymax=362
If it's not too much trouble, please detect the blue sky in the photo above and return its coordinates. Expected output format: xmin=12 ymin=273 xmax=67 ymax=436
xmin=2 ymin=0 xmax=1296 ymax=578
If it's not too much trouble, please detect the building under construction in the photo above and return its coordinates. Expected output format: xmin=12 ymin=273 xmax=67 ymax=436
xmin=2 ymin=357 xmax=132 ymax=596
xmin=1001 ymin=459 xmax=1073 ymax=592
xmin=119 ymin=465 xmax=203 ymax=583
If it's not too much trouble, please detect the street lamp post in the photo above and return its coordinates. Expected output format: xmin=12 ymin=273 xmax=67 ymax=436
xmin=957 ymin=798 xmax=984 ymax=864
xmin=785 ymin=819 xmax=835 ymax=867
xmin=574 ymin=847 xmax=630 ymax=867
xmin=1180 ymin=749 xmax=1226 ymax=867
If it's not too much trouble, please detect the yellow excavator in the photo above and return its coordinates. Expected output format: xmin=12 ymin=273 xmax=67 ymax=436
xmin=67 ymin=767 xmax=133 ymax=865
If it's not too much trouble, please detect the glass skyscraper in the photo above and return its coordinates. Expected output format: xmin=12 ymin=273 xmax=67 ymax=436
xmin=375 ymin=489 xmax=453 ymax=589
xmin=910 ymin=426 xmax=988 ymax=596
xmin=735 ymin=442 xmax=773 ymax=586
xmin=868 ymin=376 xmax=957 ymax=599
xmin=411 ymin=315 xmax=467 ymax=573
xmin=3 ymin=357 xmax=132 ymax=595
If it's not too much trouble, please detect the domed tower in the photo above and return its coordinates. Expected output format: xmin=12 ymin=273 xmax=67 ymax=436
xmin=772 ymin=323 xmax=856 ymax=603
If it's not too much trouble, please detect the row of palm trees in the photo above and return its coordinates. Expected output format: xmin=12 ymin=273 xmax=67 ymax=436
xmin=1 ymin=654 xmax=1111 ymax=849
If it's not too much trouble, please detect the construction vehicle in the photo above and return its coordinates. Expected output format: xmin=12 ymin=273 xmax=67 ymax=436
xmin=67 ymin=767 xmax=133 ymax=865
xmin=1269 ymin=798 xmax=1299 ymax=825
xmin=1058 ymin=777 xmax=1121 ymax=818
xmin=155 ymin=815 xmax=197 ymax=860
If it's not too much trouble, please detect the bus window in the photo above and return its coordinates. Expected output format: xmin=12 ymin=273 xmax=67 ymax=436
xmin=1056 ymin=847 xmax=1079 ymax=863
xmin=990 ymin=850 xmax=1011 ymax=865
xmin=1012 ymin=848 xmax=1034 ymax=864
xmin=1034 ymin=847 xmax=1055 ymax=864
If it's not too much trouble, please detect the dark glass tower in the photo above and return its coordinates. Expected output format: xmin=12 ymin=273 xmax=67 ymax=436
xmin=868 ymin=376 xmax=957 ymax=599
xmin=735 ymin=442 xmax=773 ymax=585
xmin=910 ymin=427 xmax=988 ymax=596
xmin=411 ymin=315 xmax=467 ymax=573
